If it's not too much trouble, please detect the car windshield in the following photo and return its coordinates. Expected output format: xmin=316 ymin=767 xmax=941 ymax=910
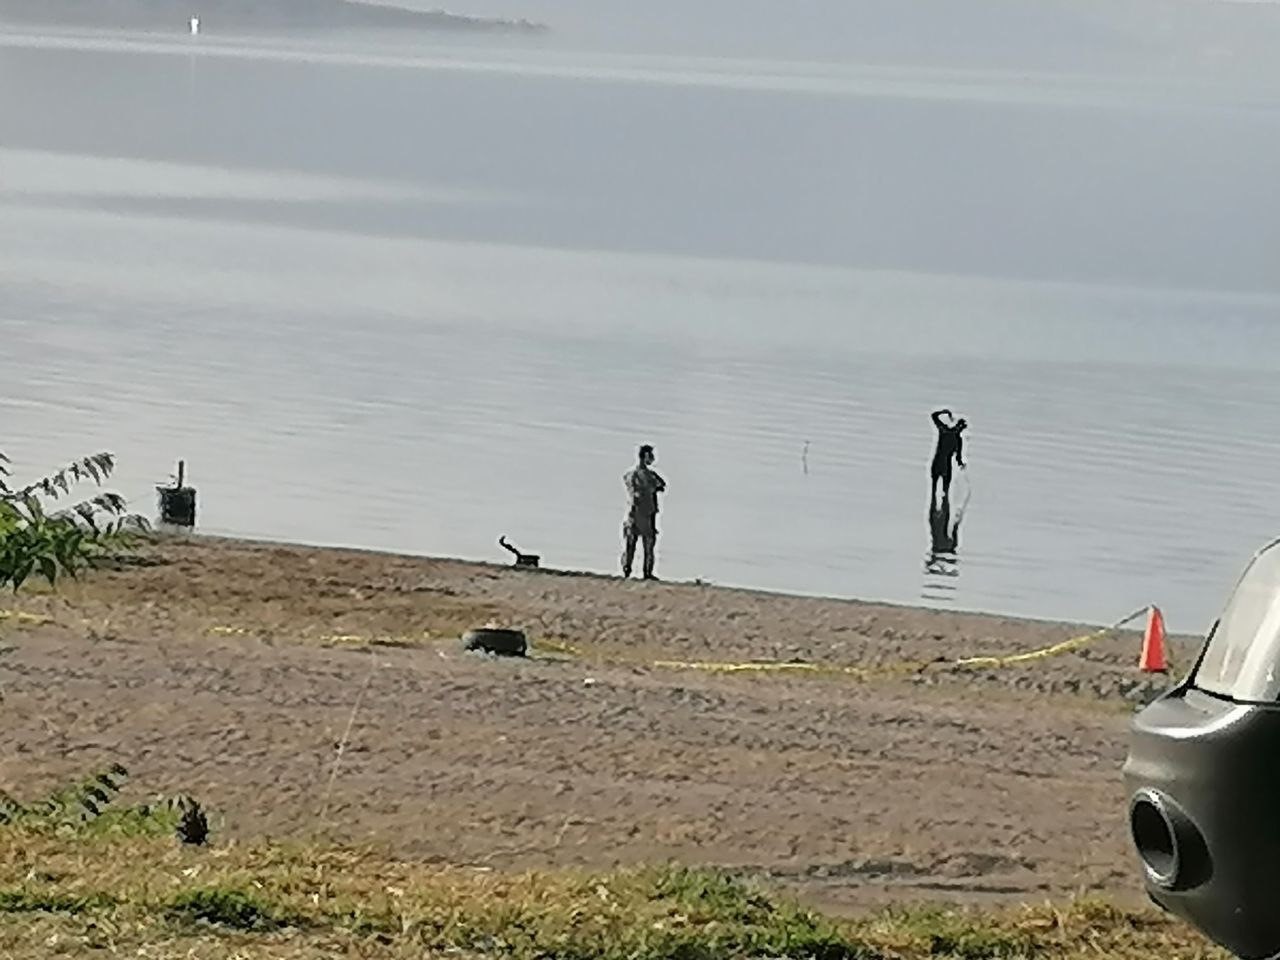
xmin=1195 ymin=538 xmax=1280 ymax=702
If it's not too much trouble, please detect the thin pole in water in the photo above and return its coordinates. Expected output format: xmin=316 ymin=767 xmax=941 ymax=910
xmin=185 ymin=18 xmax=197 ymax=144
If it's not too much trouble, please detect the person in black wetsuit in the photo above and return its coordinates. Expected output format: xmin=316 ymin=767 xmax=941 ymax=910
xmin=930 ymin=409 xmax=967 ymax=504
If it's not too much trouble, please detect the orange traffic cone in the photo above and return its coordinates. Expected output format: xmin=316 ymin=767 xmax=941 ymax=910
xmin=1140 ymin=606 xmax=1167 ymax=673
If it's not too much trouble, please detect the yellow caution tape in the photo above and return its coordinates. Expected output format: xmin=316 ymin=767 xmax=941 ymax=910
xmin=318 ymin=633 xmax=428 ymax=647
xmin=531 ymin=638 xmax=583 ymax=658
xmin=9 ymin=603 xmax=1157 ymax=687
xmin=652 ymin=659 xmax=825 ymax=675
xmin=650 ymin=656 xmax=938 ymax=680
xmin=651 ymin=606 xmax=1152 ymax=681
xmin=209 ymin=625 xmax=432 ymax=648
xmin=0 ymin=609 xmax=54 ymax=626
xmin=320 ymin=633 xmax=376 ymax=645
xmin=952 ymin=607 xmax=1150 ymax=669
xmin=209 ymin=607 xmax=1152 ymax=681
xmin=951 ymin=635 xmax=1097 ymax=668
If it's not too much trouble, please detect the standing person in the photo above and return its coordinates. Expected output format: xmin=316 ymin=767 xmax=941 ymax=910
xmin=930 ymin=409 xmax=967 ymax=504
xmin=622 ymin=444 xmax=666 ymax=581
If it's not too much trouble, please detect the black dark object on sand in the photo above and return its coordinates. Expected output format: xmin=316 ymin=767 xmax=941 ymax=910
xmin=157 ymin=460 xmax=196 ymax=527
xmin=463 ymin=627 xmax=528 ymax=658
xmin=499 ymin=536 xmax=540 ymax=568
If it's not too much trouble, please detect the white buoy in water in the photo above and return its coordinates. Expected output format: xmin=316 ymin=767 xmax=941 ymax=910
xmin=190 ymin=16 xmax=200 ymax=35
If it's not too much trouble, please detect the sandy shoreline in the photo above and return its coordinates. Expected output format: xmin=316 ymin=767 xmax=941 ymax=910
xmin=0 ymin=534 xmax=1198 ymax=912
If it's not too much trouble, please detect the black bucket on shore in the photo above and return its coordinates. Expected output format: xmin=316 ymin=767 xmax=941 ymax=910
xmin=157 ymin=460 xmax=197 ymax=528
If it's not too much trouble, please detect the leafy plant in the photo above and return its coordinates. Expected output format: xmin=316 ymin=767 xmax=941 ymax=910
xmin=15 ymin=764 xmax=130 ymax=826
xmin=0 ymin=764 xmax=210 ymax=843
xmin=0 ymin=450 xmax=148 ymax=591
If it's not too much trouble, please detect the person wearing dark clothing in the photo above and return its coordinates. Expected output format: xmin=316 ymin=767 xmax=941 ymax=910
xmin=930 ymin=409 xmax=967 ymax=503
xmin=622 ymin=444 xmax=666 ymax=580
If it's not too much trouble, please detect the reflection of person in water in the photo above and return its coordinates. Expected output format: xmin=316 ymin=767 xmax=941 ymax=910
xmin=929 ymin=494 xmax=960 ymax=555
xmin=930 ymin=409 xmax=967 ymax=504
xmin=925 ymin=487 xmax=968 ymax=580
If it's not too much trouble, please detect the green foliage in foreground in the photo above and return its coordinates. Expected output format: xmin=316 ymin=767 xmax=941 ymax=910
xmin=0 ymin=765 xmax=208 ymax=844
xmin=0 ymin=829 xmax=1228 ymax=960
xmin=0 ymin=450 xmax=147 ymax=592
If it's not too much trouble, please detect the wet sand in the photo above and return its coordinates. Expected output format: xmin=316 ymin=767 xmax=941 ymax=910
xmin=0 ymin=536 xmax=1195 ymax=912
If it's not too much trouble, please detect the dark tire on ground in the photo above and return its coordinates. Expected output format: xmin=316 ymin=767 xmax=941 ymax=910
xmin=463 ymin=627 xmax=528 ymax=658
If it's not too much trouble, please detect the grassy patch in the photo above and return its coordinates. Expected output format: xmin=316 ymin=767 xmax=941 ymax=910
xmin=0 ymin=889 xmax=117 ymax=915
xmin=847 ymin=898 xmax=1219 ymax=960
xmin=167 ymin=885 xmax=296 ymax=931
xmin=0 ymin=832 xmax=1230 ymax=959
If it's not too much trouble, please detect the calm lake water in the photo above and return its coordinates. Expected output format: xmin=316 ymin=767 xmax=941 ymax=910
xmin=3 ymin=18 xmax=1280 ymax=632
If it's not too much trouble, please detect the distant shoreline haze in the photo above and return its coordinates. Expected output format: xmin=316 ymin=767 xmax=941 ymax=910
xmin=0 ymin=0 xmax=548 ymax=33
